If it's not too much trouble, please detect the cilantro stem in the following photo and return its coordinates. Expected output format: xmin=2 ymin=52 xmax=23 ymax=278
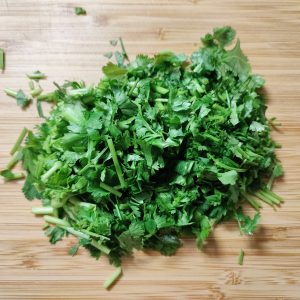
xmin=37 ymin=92 xmax=56 ymax=103
xmin=265 ymin=189 xmax=284 ymax=203
xmin=238 ymin=248 xmax=244 ymax=265
xmin=30 ymin=87 xmax=43 ymax=98
xmin=4 ymin=88 xmax=18 ymax=98
xmin=6 ymin=150 xmax=22 ymax=170
xmin=32 ymin=207 xmax=54 ymax=215
xmin=255 ymin=190 xmax=280 ymax=206
xmin=27 ymin=71 xmax=46 ymax=80
xmin=100 ymin=182 xmax=122 ymax=197
xmin=154 ymin=98 xmax=168 ymax=103
xmin=67 ymin=88 xmax=89 ymax=97
xmin=44 ymin=215 xmax=70 ymax=227
xmin=241 ymin=193 xmax=261 ymax=211
xmin=36 ymin=100 xmax=45 ymax=118
xmin=253 ymin=192 xmax=275 ymax=208
xmin=91 ymin=239 xmax=111 ymax=255
xmin=119 ymin=37 xmax=129 ymax=62
xmin=81 ymin=229 xmax=109 ymax=240
xmin=103 ymin=266 xmax=122 ymax=289
xmin=153 ymin=85 xmax=169 ymax=95
xmin=28 ymin=80 xmax=34 ymax=90
xmin=41 ymin=161 xmax=62 ymax=182
xmin=65 ymin=227 xmax=90 ymax=240
xmin=257 ymin=190 xmax=281 ymax=205
xmin=106 ymin=138 xmax=126 ymax=188
xmin=10 ymin=127 xmax=28 ymax=155
xmin=1 ymin=171 xmax=25 ymax=180
xmin=0 ymin=48 xmax=4 ymax=71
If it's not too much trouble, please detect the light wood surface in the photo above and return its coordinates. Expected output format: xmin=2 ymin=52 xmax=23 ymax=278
xmin=1 ymin=0 xmax=300 ymax=299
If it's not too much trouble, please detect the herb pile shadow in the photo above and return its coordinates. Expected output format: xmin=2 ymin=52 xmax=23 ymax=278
xmin=1 ymin=26 xmax=283 ymax=286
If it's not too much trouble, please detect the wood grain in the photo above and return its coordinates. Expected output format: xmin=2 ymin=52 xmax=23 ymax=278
xmin=1 ymin=0 xmax=300 ymax=299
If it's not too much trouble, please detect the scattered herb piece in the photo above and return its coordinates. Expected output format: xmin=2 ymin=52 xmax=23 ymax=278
xmin=27 ymin=70 xmax=46 ymax=81
xmin=0 ymin=48 xmax=4 ymax=71
xmin=75 ymin=7 xmax=86 ymax=15
xmin=238 ymin=248 xmax=244 ymax=265
xmin=103 ymin=267 xmax=122 ymax=289
xmin=0 ymin=170 xmax=25 ymax=181
xmin=10 ymin=127 xmax=28 ymax=155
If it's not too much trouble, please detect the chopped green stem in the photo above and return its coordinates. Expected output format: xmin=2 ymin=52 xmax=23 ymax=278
xmin=41 ymin=161 xmax=62 ymax=182
xmin=193 ymin=79 xmax=205 ymax=94
xmin=10 ymin=127 xmax=28 ymax=155
xmin=238 ymin=249 xmax=244 ymax=265
xmin=113 ymin=185 xmax=122 ymax=190
xmin=27 ymin=71 xmax=46 ymax=80
xmin=106 ymin=138 xmax=126 ymax=188
xmin=264 ymin=189 xmax=284 ymax=203
xmin=128 ymin=80 xmax=139 ymax=96
xmin=254 ymin=192 xmax=275 ymax=207
xmin=79 ymin=202 xmax=96 ymax=208
xmin=119 ymin=37 xmax=129 ymax=61
xmin=37 ymin=92 xmax=56 ymax=102
xmin=0 ymin=48 xmax=4 ymax=71
xmin=4 ymin=88 xmax=18 ymax=98
xmin=2 ymin=171 xmax=25 ymax=180
xmin=64 ymin=227 xmax=90 ymax=240
xmin=28 ymin=80 xmax=34 ymax=90
xmin=154 ymin=85 xmax=169 ymax=95
xmin=67 ymin=88 xmax=89 ymax=96
xmin=242 ymin=193 xmax=261 ymax=211
xmin=154 ymin=98 xmax=168 ymax=103
xmin=81 ymin=229 xmax=109 ymax=240
xmin=32 ymin=207 xmax=54 ymax=215
xmin=203 ymin=133 xmax=220 ymax=143
xmin=256 ymin=190 xmax=281 ymax=205
xmin=6 ymin=150 xmax=22 ymax=170
xmin=36 ymin=100 xmax=44 ymax=118
xmin=30 ymin=88 xmax=43 ymax=98
xmin=100 ymin=182 xmax=122 ymax=197
xmin=91 ymin=239 xmax=111 ymax=255
xmin=103 ymin=267 xmax=122 ymax=289
xmin=259 ymin=190 xmax=281 ymax=205
xmin=44 ymin=215 xmax=69 ymax=227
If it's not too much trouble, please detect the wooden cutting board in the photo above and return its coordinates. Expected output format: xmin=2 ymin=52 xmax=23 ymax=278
xmin=0 ymin=1 xmax=300 ymax=299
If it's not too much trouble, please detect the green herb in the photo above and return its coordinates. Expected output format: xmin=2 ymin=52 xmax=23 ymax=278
xmin=32 ymin=207 xmax=54 ymax=215
xmin=27 ymin=70 xmax=46 ymax=80
xmin=2 ymin=27 xmax=283 ymax=288
xmin=10 ymin=127 xmax=28 ymax=155
xmin=36 ymin=100 xmax=45 ymax=118
xmin=74 ymin=7 xmax=86 ymax=15
xmin=0 ymin=48 xmax=4 ymax=71
xmin=238 ymin=248 xmax=244 ymax=265
xmin=4 ymin=88 xmax=31 ymax=108
xmin=0 ymin=170 xmax=25 ymax=181
xmin=103 ymin=267 xmax=122 ymax=289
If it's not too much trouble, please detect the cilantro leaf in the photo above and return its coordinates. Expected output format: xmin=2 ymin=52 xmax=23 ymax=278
xmin=224 ymin=39 xmax=251 ymax=79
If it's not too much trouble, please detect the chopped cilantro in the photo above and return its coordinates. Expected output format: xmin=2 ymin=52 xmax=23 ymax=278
xmin=0 ymin=48 xmax=4 ymax=71
xmin=74 ymin=7 xmax=86 ymax=16
xmin=1 ymin=26 xmax=284 ymax=287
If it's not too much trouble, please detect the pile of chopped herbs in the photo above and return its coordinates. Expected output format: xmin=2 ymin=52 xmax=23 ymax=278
xmin=1 ymin=26 xmax=283 ymax=288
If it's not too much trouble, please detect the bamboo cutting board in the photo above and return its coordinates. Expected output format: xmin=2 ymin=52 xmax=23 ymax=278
xmin=0 ymin=1 xmax=300 ymax=299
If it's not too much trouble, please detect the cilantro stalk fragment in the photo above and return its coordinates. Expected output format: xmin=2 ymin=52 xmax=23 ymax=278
xmin=238 ymin=249 xmax=244 ymax=265
xmin=103 ymin=267 xmax=122 ymax=289
xmin=32 ymin=207 xmax=54 ymax=215
xmin=0 ymin=48 xmax=4 ymax=71
xmin=10 ymin=127 xmax=27 ymax=155
xmin=106 ymin=138 xmax=126 ymax=188
xmin=74 ymin=7 xmax=86 ymax=15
